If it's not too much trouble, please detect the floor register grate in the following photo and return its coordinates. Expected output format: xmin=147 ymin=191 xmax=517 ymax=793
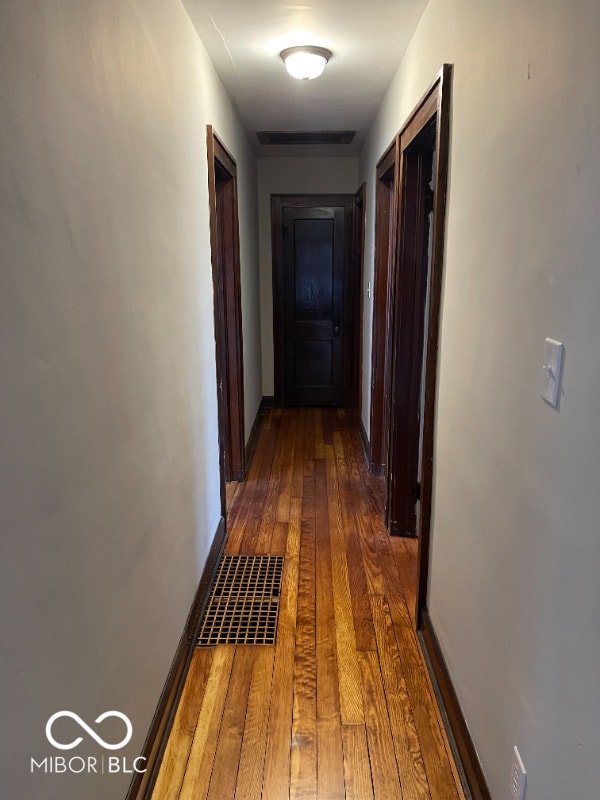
xmin=197 ymin=555 xmax=284 ymax=646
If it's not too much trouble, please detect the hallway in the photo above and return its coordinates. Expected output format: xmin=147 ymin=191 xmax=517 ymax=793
xmin=151 ymin=408 xmax=465 ymax=800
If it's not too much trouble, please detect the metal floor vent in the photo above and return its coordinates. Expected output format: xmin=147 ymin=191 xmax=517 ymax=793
xmin=197 ymin=556 xmax=284 ymax=646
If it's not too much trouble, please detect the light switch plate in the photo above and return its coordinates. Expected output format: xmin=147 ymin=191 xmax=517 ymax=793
xmin=541 ymin=338 xmax=563 ymax=408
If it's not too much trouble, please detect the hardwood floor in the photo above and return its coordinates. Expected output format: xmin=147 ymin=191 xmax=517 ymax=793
xmin=151 ymin=408 xmax=465 ymax=800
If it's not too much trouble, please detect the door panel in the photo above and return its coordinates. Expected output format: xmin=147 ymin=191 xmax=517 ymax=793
xmin=282 ymin=206 xmax=345 ymax=406
xmin=294 ymin=218 xmax=334 ymax=320
xmin=295 ymin=338 xmax=333 ymax=386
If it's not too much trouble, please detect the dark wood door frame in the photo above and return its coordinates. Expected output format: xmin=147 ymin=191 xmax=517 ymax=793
xmin=413 ymin=65 xmax=452 ymax=626
xmin=369 ymin=140 xmax=400 ymax=475
xmin=271 ymin=194 xmax=359 ymax=408
xmin=386 ymin=131 xmax=435 ymax=537
xmin=207 ymin=125 xmax=245 ymax=505
xmin=354 ymin=184 xmax=367 ymax=417
xmin=383 ymin=65 xmax=452 ymax=627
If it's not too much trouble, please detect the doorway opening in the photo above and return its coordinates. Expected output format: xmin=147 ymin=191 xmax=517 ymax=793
xmin=207 ymin=126 xmax=245 ymax=513
xmin=271 ymin=194 xmax=360 ymax=408
xmin=369 ymin=66 xmax=452 ymax=628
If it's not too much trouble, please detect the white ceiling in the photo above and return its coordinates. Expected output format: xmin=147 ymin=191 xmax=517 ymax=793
xmin=183 ymin=0 xmax=429 ymax=156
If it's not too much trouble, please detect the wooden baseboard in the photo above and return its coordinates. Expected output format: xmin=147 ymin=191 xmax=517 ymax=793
xmin=125 ymin=516 xmax=226 ymax=800
xmin=359 ymin=419 xmax=386 ymax=476
xmin=419 ymin=609 xmax=491 ymax=800
xmin=359 ymin=419 xmax=371 ymax=467
xmin=245 ymin=396 xmax=274 ymax=472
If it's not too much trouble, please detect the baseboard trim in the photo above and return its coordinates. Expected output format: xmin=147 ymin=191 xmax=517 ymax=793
xmin=245 ymin=396 xmax=274 ymax=472
xmin=125 ymin=516 xmax=226 ymax=800
xmin=419 ymin=609 xmax=491 ymax=800
xmin=358 ymin=419 xmax=371 ymax=467
xmin=359 ymin=420 xmax=385 ymax=476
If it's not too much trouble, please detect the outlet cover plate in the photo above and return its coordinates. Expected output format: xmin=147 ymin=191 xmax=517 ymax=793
xmin=510 ymin=746 xmax=527 ymax=800
xmin=541 ymin=337 xmax=563 ymax=408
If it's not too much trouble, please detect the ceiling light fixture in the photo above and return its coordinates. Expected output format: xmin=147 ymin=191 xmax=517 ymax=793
xmin=280 ymin=46 xmax=332 ymax=80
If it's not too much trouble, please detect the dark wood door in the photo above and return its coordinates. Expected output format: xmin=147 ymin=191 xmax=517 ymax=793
xmin=281 ymin=205 xmax=346 ymax=406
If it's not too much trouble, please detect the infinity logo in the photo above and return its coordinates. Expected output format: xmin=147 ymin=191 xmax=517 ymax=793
xmin=45 ymin=711 xmax=133 ymax=751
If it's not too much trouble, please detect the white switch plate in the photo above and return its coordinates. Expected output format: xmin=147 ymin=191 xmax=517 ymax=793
xmin=541 ymin=338 xmax=563 ymax=408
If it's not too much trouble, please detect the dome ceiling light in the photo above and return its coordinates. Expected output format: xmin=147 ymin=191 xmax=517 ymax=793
xmin=280 ymin=46 xmax=332 ymax=80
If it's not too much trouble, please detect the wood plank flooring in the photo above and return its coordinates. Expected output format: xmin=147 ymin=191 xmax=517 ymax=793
xmin=151 ymin=408 xmax=465 ymax=800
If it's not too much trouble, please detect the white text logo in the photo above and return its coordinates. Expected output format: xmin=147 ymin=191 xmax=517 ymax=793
xmin=45 ymin=711 xmax=133 ymax=751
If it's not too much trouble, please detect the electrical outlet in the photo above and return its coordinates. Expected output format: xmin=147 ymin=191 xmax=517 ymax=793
xmin=510 ymin=746 xmax=527 ymax=800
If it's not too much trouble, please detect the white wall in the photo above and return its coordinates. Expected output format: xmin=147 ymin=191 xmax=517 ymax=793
xmin=0 ymin=2 xmax=259 ymax=798
xmin=360 ymin=1 xmax=600 ymax=798
xmin=257 ymin=157 xmax=359 ymax=395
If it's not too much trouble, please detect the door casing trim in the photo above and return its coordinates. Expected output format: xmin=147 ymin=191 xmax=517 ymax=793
xmin=207 ymin=126 xmax=245 ymax=499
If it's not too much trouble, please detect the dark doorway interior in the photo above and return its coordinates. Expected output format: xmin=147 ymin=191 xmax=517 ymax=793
xmin=207 ymin=126 xmax=245 ymax=501
xmin=272 ymin=195 xmax=359 ymax=408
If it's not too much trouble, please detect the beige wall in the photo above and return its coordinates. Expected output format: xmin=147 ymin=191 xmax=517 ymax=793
xmin=0 ymin=2 xmax=259 ymax=798
xmin=257 ymin=157 xmax=359 ymax=395
xmin=360 ymin=1 xmax=600 ymax=797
